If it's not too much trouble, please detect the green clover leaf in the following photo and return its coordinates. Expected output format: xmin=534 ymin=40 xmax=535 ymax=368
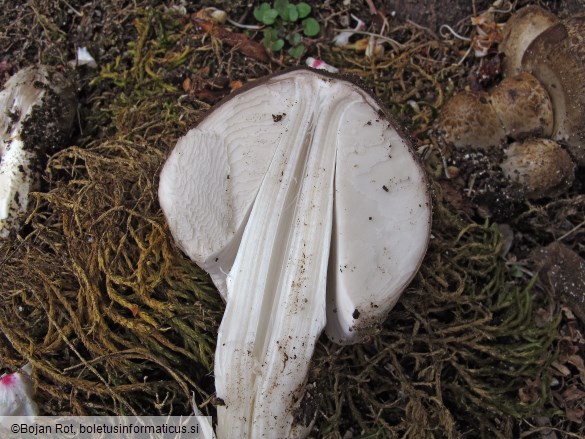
xmin=269 ymin=38 xmax=285 ymax=51
xmin=286 ymin=4 xmax=299 ymax=22
xmin=287 ymin=32 xmax=302 ymax=46
xmin=302 ymin=17 xmax=320 ymax=36
xmin=288 ymin=44 xmax=305 ymax=58
xmin=274 ymin=0 xmax=290 ymax=18
xmin=254 ymin=3 xmax=279 ymax=25
xmin=296 ymin=2 xmax=311 ymax=19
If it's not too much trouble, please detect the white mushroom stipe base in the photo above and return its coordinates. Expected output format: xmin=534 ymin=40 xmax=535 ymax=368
xmin=159 ymin=68 xmax=431 ymax=438
xmin=0 ymin=364 xmax=38 ymax=416
xmin=0 ymin=65 xmax=76 ymax=237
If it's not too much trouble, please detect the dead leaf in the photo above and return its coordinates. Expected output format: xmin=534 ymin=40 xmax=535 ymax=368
xmin=230 ymin=80 xmax=243 ymax=91
xmin=182 ymin=77 xmax=192 ymax=92
xmin=519 ymin=378 xmax=541 ymax=403
xmin=130 ymin=304 xmax=139 ymax=317
xmin=568 ymin=354 xmax=585 ymax=375
xmin=192 ymin=17 xmax=269 ymax=63
xmin=438 ymin=179 xmax=475 ymax=216
xmin=562 ymin=385 xmax=585 ymax=403
xmin=551 ymin=360 xmax=571 ymax=377
xmin=566 ymin=406 xmax=584 ymax=424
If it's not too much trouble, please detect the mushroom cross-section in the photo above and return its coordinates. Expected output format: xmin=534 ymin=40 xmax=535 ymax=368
xmin=159 ymin=68 xmax=431 ymax=438
xmin=521 ymin=15 xmax=585 ymax=165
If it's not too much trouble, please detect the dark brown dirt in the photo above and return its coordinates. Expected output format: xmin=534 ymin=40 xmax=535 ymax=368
xmin=382 ymin=0 xmax=584 ymax=31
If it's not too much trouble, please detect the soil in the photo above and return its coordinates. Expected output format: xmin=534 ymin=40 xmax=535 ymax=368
xmin=383 ymin=0 xmax=584 ymax=31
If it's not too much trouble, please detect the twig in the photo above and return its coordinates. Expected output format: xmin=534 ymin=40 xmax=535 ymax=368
xmin=557 ymin=219 xmax=585 ymax=242
xmin=60 ymin=0 xmax=82 ymax=17
xmin=333 ymin=29 xmax=404 ymax=50
xmin=365 ymin=0 xmax=378 ymax=15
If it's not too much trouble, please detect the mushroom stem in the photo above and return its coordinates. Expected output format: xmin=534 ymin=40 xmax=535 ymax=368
xmin=0 ymin=66 xmax=76 ymax=237
xmin=216 ymin=83 xmax=339 ymax=437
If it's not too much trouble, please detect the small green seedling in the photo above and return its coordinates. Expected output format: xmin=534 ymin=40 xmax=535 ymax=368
xmin=253 ymin=0 xmax=321 ymax=58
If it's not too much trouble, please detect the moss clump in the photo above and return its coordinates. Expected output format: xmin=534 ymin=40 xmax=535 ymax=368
xmin=0 ymin=4 xmax=222 ymax=415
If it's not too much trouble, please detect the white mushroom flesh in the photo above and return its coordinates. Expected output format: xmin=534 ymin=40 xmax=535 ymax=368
xmin=159 ymin=69 xmax=431 ymax=438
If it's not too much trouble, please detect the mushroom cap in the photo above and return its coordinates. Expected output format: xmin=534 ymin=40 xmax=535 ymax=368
xmin=439 ymin=90 xmax=505 ymax=149
xmin=488 ymin=72 xmax=554 ymax=139
xmin=521 ymin=15 xmax=585 ymax=165
xmin=499 ymin=5 xmax=558 ymax=77
xmin=500 ymin=138 xmax=575 ymax=199
xmin=159 ymin=68 xmax=432 ymax=342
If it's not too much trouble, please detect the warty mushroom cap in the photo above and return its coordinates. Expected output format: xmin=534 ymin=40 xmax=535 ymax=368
xmin=438 ymin=90 xmax=506 ymax=150
xmin=499 ymin=5 xmax=559 ymax=77
xmin=521 ymin=15 xmax=585 ymax=165
xmin=488 ymin=72 xmax=554 ymax=140
xmin=159 ymin=67 xmax=431 ymax=438
xmin=500 ymin=138 xmax=575 ymax=199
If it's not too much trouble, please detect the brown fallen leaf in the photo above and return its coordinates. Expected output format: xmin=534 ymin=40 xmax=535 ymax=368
xmin=568 ymin=354 xmax=585 ymax=377
xmin=562 ymin=385 xmax=585 ymax=403
xmin=182 ymin=66 xmax=237 ymax=104
xmin=518 ymin=377 xmax=541 ymax=404
xmin=130 ymin=304 xmax=139 ymax=317
xmin=195 ymin=7 xmax=227 ymax=24
xmin=437 ymin=179 xmax=475 ymax=216
xmin=566 ymin=406 xmax=584 ymax=424
xmin=182 ymin=77 xmax=192 ymax=93
xmin=230 ymin=80 xmax=243 ymax=91
xmin=192 ymin=17 xmax=269 ymax=64
xmin=551 ymin=360 xmax=571 ymax=377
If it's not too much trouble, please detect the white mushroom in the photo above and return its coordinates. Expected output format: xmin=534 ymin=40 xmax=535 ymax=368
xmin=0 ymin=65 xmax=76 ymax=237
xmin=0 ymin=364 xmax=38 ymax=416
xmin=159 ymin=68 xmax=431 ymax=438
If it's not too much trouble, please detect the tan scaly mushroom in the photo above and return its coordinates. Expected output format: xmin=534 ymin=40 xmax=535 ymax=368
xmin=521 ymin=15 xmax=585 ymax=165
xmin=488 ymin=72 xmax=554 ymax=140
xmin=500 ymin=138 xmax=575 ymax=199
xmin=499 ymin=5 xmax=559 ymax=77
xmin=438 ymin=90 xmax=506 ymax=150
